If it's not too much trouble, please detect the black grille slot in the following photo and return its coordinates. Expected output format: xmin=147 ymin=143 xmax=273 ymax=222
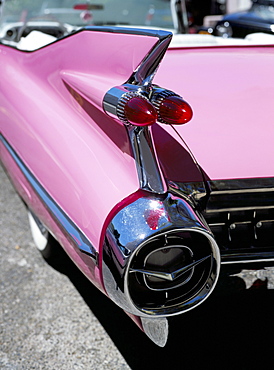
xmin=204 ymin=209 xmax=274 ymax=262
xmin=202 ymin=178 xmax=274 ymax=263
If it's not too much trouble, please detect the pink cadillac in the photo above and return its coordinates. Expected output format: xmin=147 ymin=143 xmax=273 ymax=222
xmin=1 ymin=0 xmax=274 ymax=347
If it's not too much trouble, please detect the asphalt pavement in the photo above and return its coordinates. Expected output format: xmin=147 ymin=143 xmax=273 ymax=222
xmin=0 ymin=166 xmax=131 ymax=369
xmin=2 ymin=164 xmax=274 ymax=370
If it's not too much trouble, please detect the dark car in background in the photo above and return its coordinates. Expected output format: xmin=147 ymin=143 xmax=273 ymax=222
xmin=214 ymin=0 xmax=274 ymax=38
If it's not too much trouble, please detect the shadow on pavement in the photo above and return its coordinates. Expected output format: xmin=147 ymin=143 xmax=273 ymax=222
xmin=47 ymin=247 xmax=274 ymax=369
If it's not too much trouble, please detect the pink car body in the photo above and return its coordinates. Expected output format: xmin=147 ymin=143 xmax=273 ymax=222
xmin=1 ymin=26 xmax=274 ymax=346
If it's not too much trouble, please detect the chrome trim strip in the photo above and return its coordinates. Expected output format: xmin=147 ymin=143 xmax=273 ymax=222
xmin=169 ymin=177 xmax=274 ymax=207
xmin=206 ymin=205 xmax=274 ymax=213
xmin=128 ymin=125 xmax=167 ymax=194
xmin=205 ymin=178 xmax=274 ymax=213
xmin=222 ymin=256 xmax=274 ymax=264
xmin=0 ymin=134 xmax=97 ymax=262
xmin=85 ymin=26 xmax=172 ymax=40
xmin=208 ymin=178 xmax=274 ymax=192
xmin=210 ymin=188 xmax=274 ymax=195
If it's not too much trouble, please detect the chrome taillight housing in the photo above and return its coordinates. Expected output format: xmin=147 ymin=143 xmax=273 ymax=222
xmin=151 ymin=88 xmax=193 ymax=125
xmin=102 ymin=194 xmax=220 ymax=318
xmin=103 ymin=84 xmax=193 ymax=127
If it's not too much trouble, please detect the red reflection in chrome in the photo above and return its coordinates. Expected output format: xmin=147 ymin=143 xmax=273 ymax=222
xmin=159 ymin=96 xmax=193 ymax=125
xmin=144 ymin=203 xmax=168 ymax=230
xmin=124 ymin=97 xmax=157 ymax=126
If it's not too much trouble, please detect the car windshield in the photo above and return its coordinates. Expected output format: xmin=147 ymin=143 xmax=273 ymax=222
xmin=252 ymin=0 xmax=274 ymax=4
xmin=0 ymin=0 xmax=175 ymax=29
xmin=252 ymin=3 xmax=274 ymax=21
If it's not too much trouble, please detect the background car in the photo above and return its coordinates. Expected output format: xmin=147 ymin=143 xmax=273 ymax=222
xmin=213 ymin=0 xmax=274 ymax=38
xmin=0 ymin=0 xmax=190 ymax=43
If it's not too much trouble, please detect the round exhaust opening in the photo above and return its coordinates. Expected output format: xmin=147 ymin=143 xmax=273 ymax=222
xmin=143 ymin=245 xmax=194 ymax=291
xmin=127 ymin=230 xmax=219 ymax=316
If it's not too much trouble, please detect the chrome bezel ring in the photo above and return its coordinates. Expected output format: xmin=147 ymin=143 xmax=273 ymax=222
xmin=116 ymin=91 xmax=151 ymax=125
xmin=151 ymin=89 xmax=181 ymax=124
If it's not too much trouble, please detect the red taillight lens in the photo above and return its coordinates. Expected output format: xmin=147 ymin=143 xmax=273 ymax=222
xmin=124 ymin=97 xmax=157 ymax=126
xmin=158 ymin=96 xmax=193 ymax=125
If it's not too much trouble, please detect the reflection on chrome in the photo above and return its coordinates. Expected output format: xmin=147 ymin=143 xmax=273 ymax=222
xmin=102 ymin=193 xmax=220 ymax=321
xmin=141 ymin=317 xmax=168 ymax=348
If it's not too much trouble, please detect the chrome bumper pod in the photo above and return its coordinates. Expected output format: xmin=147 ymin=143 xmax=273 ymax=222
xmin=102 ymin=193 xmax=220 ymax=346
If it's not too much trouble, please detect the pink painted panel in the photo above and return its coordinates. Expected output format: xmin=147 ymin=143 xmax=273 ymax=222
xmin=154 ymin=45 xmax=274 ymax=181
xmin=0 ymin=140 xmax=104 ymax=291
xmin=0 ymin=30 xmax=158 ymax=252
